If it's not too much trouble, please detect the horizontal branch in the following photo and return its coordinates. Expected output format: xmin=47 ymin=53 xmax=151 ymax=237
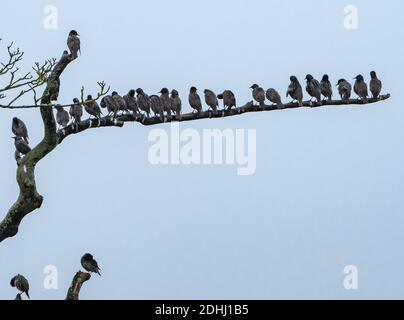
xmin=57 ymin=94 xmax=391 ymax=142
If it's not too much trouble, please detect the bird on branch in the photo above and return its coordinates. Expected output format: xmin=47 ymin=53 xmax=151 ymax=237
xmin=81 ymin=253 xmax=101 ymax=276
xmin=10 ymin=274 xmax=30 ymax=299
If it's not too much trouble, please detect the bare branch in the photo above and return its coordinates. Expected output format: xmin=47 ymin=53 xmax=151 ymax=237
xmin=65 ymin=272 xmax=91 ymax=300
xmin=57 ymin=94 xmax=391 ymax=143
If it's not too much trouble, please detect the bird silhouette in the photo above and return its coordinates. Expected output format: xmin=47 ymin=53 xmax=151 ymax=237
xmin=84 ymin=95 xmax=103 ymax=119
xmin=337 ymin=79 xmax=352 ymax=102
xmin=67 ymin=30 xmax=81 ymax=60
xmin=101 ymin=95 xmax=120 ymax=118
xmin=112 ymin=92 xmax=128 ymax=115
xmin=10 ymin=274 xmax=30 ymax=299
xmin=354 ymin=74 xmax=369 ymax=102
xmin=12 ymin=117 xmax=29 ymax=143
xmin=150 ymin=95 xmax=164 ymax=121
xmin=204 ymin=89 xmax=219 ymax=115
xmin=55 ymin=104 xmax=70 ymax=128
xmin=218 ymin=90 xmax=237 ymax=111
xmin=69 ymin=98 xmax=83 ymax=124
xmin=287 ymin=76 xmax=303 ymax=107
xmin=170 ymin=89 xmax=182 ymax=120
xmin=305 ymin=74 xmax=322 ymax=105
xmin=266 ymin=88 xmax=283 ymax=108
xmin=13 ymin=136 xmax=31 ymax=155
xmin=320 ymin=75 xmax=333 ymax=101
xmin=250 ymin=84 xmax=266 ymax=108
xmin=81 ymin=253 xmax=101 ymax=276
xmin=159 ymin=88 xmax=172 ymax=118
xmin=189 ymin=87 xmax=203 ymax=114
xmin=124 ymin=90 xmax=139 ymax=116
xmin=370 ymin=71 xmax=382 ymax=99
xmin=136 ymin=88 xmax=151 ymax=118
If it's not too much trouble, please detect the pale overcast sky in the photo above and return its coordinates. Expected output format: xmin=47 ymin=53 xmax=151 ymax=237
xmin=0 ymin=0 xmax=403 ymax=299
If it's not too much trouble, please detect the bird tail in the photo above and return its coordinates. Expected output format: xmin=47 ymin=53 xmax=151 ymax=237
xmin=26 ymin=291 xmax=30 ymax=299
xmin=97 ymin=269 xmax=101 ymax=276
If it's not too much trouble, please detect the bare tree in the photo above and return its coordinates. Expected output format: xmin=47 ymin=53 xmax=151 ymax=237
xmin=0 ymin=37 xmax=391 ymax=245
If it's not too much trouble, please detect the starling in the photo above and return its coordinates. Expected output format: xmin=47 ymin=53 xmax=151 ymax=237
xmin=170 ymin=89 xmax=182 ymax=119
xmin=13 ymin=136 xmax=31 ymax=155
xmin=250 ymin=84 xmax=266 ymax=107
xmin=320 ymin=74 xmax=333 ymax=101
xmin=10 ymin=274 xmax=30 ymax=299
xmin=204 ymin=89 xmax=219 ymax=115
xmin=67 ymin=30 xmax=81 ymax=60
xmin=112 ymin=91 xmax=128 ymax=114
xmin=81 ymin=253 xmax=101 ymax=276
xmin=84 ymin=95 xmax=103 ymax=119
xmin=101 ymin=95 xmax=120 ymax=117
xmin=123 ymin=90 xmax=139 ymax=116
xmin=55 ymin=104 xmax=70 ymax=128
xmin=136 ymin=88 xmax=151 ymax=118
xmin=12 ymin=117 xmax=29 ymax=143
xmin=266 ymin=88 xmax=283 ymax=108
xmin=370 ymin=71 xmax=382 ymax=99
xmin=14 ymin=149 xmax=22 ymax=165
xmin=305 ymin=74 xmax=322 ymax=105
xmin=287 ymin=76 xmax=303 ymax=107
xmin=150 ymin=95 xmax=164 ymax=121
xmin=69 ymin=98 xmax=83 ymax=123
xmin=189 ymin=87 xmax=203 ymax=113
xmin=354 ymin=74 xmax=369 ymax=102
xmin=218 ymin=90 xmax=237 ymax=110
xmin=337 ymin=79 xmax=352 ymax=102
xmin=159 ymin=88 xmax=172 ymax=117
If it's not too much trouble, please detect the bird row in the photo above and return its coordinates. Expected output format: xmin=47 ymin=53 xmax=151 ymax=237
xmin=55 ymin=71 xmax=383 ymax=128
xmin=9 ymin=253 xmax=100 ymax=300
xmin=252 ymin=71 xmax=383 ymax=109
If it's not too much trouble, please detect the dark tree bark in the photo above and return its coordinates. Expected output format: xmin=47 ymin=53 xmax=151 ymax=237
xmin=66 ymin=272 xmax=91 ymax=300
xmin=0 ymin=52 xmax=72 ymax=242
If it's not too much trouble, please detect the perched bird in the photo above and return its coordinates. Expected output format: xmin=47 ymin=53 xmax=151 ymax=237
xmin=84 ymin=95 xmax=103 ymax=119
xmin=69 ymin=98 xmax=83 ymax=123
xmin=14 ymin=149 xmax=22 ymax=165
xmin=204 ymin=89 xmax=219 ymax=115
xmin=12 ymin=117 xmax=29 ymax=143
xmin=189 ymin=87 xmax=203 ymax=113
xmin=112 ymin=92 xmax=128 ymax=114
xmin=136 ymin=88 xmax=151 ymax=118
xmin=170 ymin=89 xmax=182 ymax=119
xmin=354 ymin=74 xmax=369 ymax=102
xmin=67 ymin=30 xmax=81 ymax=59
xmin=320 ymin=74 xmax=333 ymax=101
xmin=218 ymin=90 xmax=236 ymax=110
xmin=266 ymin=88 xmax=283 ymax=108
xmin=13 ymin=136 xmax=31 ymax=155
xmin=250 ymin=84 xmax=266 ymax=107
xmin=10 ymin=274 xmax=30 ymax=299
xmin=287 ymin=76 xmax=303 ymax=107
xmin=150 ymin=95 xmax=164 ymax=121
xmin=81 ymin=253 xmax=101 ymax=276
xmin=159 ymin=88 xmax=172 ymax=117
xmin=370 ymin=71 xmax=382 ymax=99
xmin=101 ymin=95 xmax=120 ymax=117
xmin=123 ymin=90 xmax=139 ymax=116
xmin=337 ymin=79 xmax=352 ymax=102
xmin=305 ymin=74 xmax=322 ymax=105
xmin=55 ymin=104 xmax=70 ymax=128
